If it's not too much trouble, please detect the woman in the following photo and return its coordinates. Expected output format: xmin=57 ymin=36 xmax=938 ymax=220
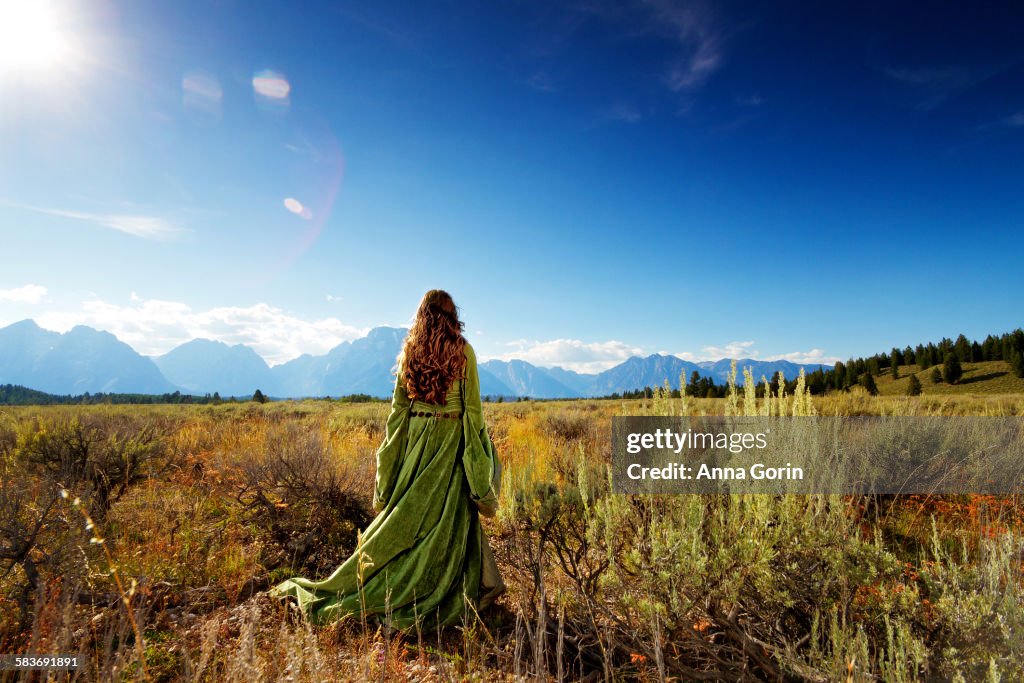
xmin=270 ymin=289 xmax=504 ymax=628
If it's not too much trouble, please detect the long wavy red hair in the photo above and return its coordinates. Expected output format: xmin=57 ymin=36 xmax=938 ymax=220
xmin=398 ymin=290 xmax=467 ymax=404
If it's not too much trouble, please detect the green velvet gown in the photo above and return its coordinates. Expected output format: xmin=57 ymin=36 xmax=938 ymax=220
xmin=269 ymin=342 xmax=502 ymax=628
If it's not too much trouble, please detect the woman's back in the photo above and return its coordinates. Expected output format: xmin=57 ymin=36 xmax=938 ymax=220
xmin=405 ymin=342 xmax=476 ymax=415
xmin=269 ymin=294 xmax=502 ymax=628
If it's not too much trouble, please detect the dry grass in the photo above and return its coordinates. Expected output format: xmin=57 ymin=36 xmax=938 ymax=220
xmin=0 ymin=389 xmax=1022 ymax=681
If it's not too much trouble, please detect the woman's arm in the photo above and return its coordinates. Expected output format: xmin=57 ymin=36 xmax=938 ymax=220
xmin=462 ymin=343 xmax=500 ymax=516
xmin=372 ymin=369 xmax=411 ymax=512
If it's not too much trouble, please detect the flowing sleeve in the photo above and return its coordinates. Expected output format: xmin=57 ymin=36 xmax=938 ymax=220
xmin=462 ymin=343 xmax=501 ymax=517
xmin=372 ymin=369 xmax=411 ymax=512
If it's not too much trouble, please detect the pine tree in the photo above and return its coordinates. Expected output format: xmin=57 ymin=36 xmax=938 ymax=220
xmin=954 ymin=334 xmax=971 ymax=363
xmin=1011 ymin=351 xmax=1024 ymax=379
xmin=844 ymin=363 xmax=858 ymax=389
xmin=907 ymin=374 xmax=922 ymax=396
xmin=982 ymin=335 xmax=999 ymax=361
xmin=252 ymin=389 xmax=268 ymax=403
xmin=860 ymin=372 xmax=879 ymax=396
xmin=903 ymin=345 xmax=915 ymax=365
xmin=930 ymin=367 xmax=942 ymax=384
xmin=891 ymin=362 xmax=900 ymax=380
xmin=943 ymin=352 xmax=963 ymax=385
xmin=688 ymin=371 xmax=701 ymax=397
xmin=833 ymin=362 xmax=846 ymax=390
xmin=918 ymin=345 xmax=932 ymax=370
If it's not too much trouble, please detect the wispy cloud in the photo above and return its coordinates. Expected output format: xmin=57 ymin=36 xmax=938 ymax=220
xmin=882 ymin=65 xmax=981 ymax=110
xmin=1 ymin=200 xmax=185 ymax=240
xmin=664 ymin=36 xmax=719 ymax=91
xmin=0 ymin=284 xmax=47 ymax=304
xmin=488 ymin=338 xmax=645 ymax=374
xmin=642 ymin=0 xmax=721 ymax=92
xmin=33 ymin=295 xmax=367 ymax=365
xmin=578 ymin=0 xmax=721 ymax=94
xmin=973 ymin=109 xmax=1024 ymax=132
xmin=605 ymin=103 xmax=643 ymax=123
xmin=526 ymin=71 xmax=558 ymax=93
xmin=884 ymin=65 xmax=971 ymax=86
xmin=1003 ymin=111 xmax=1024 ymax=127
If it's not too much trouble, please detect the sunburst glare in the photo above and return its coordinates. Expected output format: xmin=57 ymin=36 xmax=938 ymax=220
xmin=0 ymin=0 xmax=70 ymax=75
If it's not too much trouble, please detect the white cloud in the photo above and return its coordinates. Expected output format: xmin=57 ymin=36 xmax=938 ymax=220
xmin=487 ymin=338 xmax=646 ymax=374
xmin=34 ymin=296 xmax=367 ymax=365
xmin=0 ymin=284 xmax=47 ymax=304
xmin=486 ymin=337 xmax=837 ymax=373
xmin=1 ymin=200 xmax=184 ymax=240
xmin=677 ymin=340 xmax=756 ymax=361
xmin=676 ymin=340 xmax=838 ymax=365
xmin=764 ymin=348 xmax=839 ymax=365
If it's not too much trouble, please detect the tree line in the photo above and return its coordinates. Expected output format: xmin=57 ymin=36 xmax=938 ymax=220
xmin=0 ymin=385 xmax=227 ymax=405
xmin=0 ymin=385 xmax=384 ymax=406
xmin=813 ymin=328 xmax=1024 ymax=396
xmin=598 ymin=328 xmax=1024 ymax=400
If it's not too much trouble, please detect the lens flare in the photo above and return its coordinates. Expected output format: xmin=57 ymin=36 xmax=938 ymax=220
xmin=250 ymin=68 xmax=290 ymax=111
xmin=283 ymin=197 xmax=312 ymax=220
xmin=259 ymin=121 xmax=345 ymax=284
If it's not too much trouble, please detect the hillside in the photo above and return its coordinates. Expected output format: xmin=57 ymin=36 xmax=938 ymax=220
xmin=873 ymin=360 xmax=1024 ymax=396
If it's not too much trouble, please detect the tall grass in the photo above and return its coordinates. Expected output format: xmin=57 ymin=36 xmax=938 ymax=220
xmin=494 ymin=370 xmax=1024 ymax=680
xmin=0 ymin=388 xmax=1021 ymax=680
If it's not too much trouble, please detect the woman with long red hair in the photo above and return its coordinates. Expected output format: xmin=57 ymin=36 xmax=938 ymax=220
xmin=271 ymin=289 xmax=504 ymax=627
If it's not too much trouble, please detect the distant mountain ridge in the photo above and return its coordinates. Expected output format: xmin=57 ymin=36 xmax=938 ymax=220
xmin=155 ymin=338 xmax=276 ymax=396
xmin=0 ymin=320 xmax=175 ymax=395
xmin=0 ymin=319 xmax=827 ymax=399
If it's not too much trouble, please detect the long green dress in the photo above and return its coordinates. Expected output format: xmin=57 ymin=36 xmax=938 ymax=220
xmin=269 ymin=342 xmax=503 ymax=628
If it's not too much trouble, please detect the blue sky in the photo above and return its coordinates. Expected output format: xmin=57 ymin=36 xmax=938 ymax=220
xmin=1 ymin=0 xmax=1022 ymax=372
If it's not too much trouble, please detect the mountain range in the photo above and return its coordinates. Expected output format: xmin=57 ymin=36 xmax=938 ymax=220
xmin=0 ymin=319 xmax=827 ymax=399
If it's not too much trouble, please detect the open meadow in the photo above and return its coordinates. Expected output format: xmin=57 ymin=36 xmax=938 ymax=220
xmin=2 ymin=384 xmax=1023 ymax=681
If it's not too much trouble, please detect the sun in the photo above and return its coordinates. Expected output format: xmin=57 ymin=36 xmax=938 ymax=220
xmin=0 ymin=1 xmax=68 ymax=74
